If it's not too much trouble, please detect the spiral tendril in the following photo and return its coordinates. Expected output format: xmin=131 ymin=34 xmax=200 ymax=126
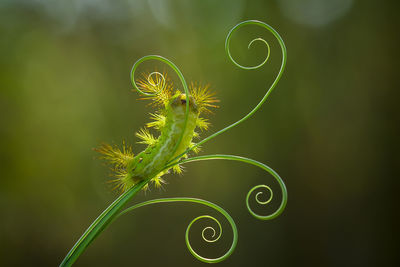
xmin=254 ymin=185 xmax=273 ymax=205
xmin=174 ymin=154 xmax=287 ymax=221
xmin=167 ymin=20 xmax=286 ymax=165
xmin=226 ymin=36 xmax=271 ymax=70
xmin=117 ymin=198 xmax=238 ymax=264
xmin=60 ymin=20 xmax=287 ymax=267
xmin=200 ymin=219 xmax=221 ymax=243
xmin=246 ymin=185 xmax=276 ymax=220
xmin=147 ymin=71 xmax=166 ymax=91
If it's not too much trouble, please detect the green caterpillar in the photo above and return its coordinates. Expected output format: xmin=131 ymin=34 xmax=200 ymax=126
xmin=96 ymin=72 xmax=218 ymax=191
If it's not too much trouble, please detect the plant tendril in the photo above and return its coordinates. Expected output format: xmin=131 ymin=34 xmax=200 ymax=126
xmin=255 ymin=186 xmax=273 ymax=205
xmin=117 ymin=198 xmax=238 ymax=263
xmin=147 ymin=71 xmax=166 ymax=91
xmin=168 ymin=20 xmax=287 ymax=164
xmin=171 ymin=154 xmax=288 ymax=220
xmin=231 ymin=37 xmax=271 ymax=70
xmin=202 ymin=223 xmax=220 ymax=243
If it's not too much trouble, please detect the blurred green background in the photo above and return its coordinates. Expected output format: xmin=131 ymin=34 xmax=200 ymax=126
xmin=0 ymin=0 xmax=397 ymax=266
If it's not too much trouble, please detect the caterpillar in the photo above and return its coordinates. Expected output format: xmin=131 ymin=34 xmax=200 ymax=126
xmin=95 ymin=72 xmax=218 ymax=192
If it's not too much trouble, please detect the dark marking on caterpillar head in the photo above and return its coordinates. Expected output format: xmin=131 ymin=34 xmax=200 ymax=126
xmin=172 ymin=94 xmax=198 ymax=112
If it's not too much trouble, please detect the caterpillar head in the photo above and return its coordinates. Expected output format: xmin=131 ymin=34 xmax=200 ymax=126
xmin=171 ymin=93 xmax=198 ymax=113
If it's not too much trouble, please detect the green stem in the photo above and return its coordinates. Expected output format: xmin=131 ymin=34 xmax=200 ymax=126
xmin=59 ymin=178 xmax=150 ymax=267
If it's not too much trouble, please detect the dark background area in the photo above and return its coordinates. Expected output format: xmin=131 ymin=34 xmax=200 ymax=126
xmin=0 ymin=0 xmax=398 ymax=266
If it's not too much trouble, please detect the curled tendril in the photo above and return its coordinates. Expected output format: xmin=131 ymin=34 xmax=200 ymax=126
xmin=227 ymin=36 xmax=271 ymax=70
xmin=60 ymin=20 xmax=287 ymax=267
xmin=201 ymin=219 xmax=221 ymax=243
xmin=174 ymin=154 xmax=288 ymax=221
xmin=246 ymin=185 xmax=275 ymax=220
xmin=168 ymin=20 xmax=287 ymax=164
xmin=255 ymin=187 xmax=273 ymax=204
xmin=117 ymin=198 xmax=238 ymax=264
xmin=147 ymin=71 xmax=166 ymax=91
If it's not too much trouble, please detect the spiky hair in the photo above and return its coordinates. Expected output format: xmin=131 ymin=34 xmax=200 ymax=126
xmin=136 ymin=72 xmax=173 ymax=107
xmin=189 ymin=82 xmax=219 ymax=114
xmin=136 ymin=72 xmax=219 ymax=114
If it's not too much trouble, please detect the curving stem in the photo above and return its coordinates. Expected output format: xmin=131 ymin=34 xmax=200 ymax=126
xmin=175 ymin=154 xmax=288 ymax=220
xmin=117 ymin=198 xmax=238 ymax=263
xmin=168 ymin=19 xmax=287 ymax=163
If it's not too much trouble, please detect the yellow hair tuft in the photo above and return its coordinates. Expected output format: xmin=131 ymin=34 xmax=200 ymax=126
xmin=190 ymin=142 xmax=201 ymax=153
xmin=135 ymin=128 xmax=157 ymax=145
xmin=94 ymin=141 xmax=134 ymax=168
xmin=190 ymin=82 xmax=219 ymax=114
xmin=196 ymin=117 xmax=210 ymax=131
xmin=136 ymin=72 xmax=173 ymax=107
xmin=146 ymin=113 xmax=166 ymax=130
xmin=173 ymin=164 xmax=184 ymax=174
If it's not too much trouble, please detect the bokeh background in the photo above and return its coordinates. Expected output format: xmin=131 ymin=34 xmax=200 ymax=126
xmin=0 ymin=0 xmax=397 ymax=266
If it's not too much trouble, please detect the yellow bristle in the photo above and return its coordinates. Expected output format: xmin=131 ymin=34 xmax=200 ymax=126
xmin=190 ymin=82 xmax=219 ymax=114
xmin=190 ymin=142 xmax=201 ymax=153
xmin=135 ymin=128 xmax=157 ymax=145
xmin=152 ymin=172 xmax=167 ymax=188
xmin=136 ymin=72 xmax=173 ymax=107
xmin=173 ymin=164 xmax=184 ymax=174
xmin=94 ymin=141 xmax=134 ymax=168
xmin=196 ymin=117 xmax=210 ymax=131
xmin=146 ymin=113 xmax=166 ymax=130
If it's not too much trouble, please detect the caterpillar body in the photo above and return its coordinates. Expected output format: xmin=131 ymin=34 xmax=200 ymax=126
xmin=96 ymin=73 xmax=218 ymax=192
